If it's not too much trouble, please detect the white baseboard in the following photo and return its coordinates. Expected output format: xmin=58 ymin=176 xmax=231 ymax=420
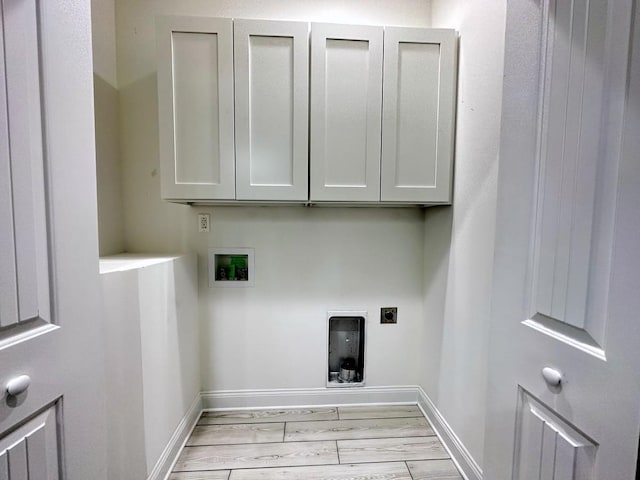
xmin=201 ymin=385 xmax=420 ymax=410
xmin=147 ymin=394 xmax=202 ymax=480
xmin=416 ymin=387 xmax=483 ymax=480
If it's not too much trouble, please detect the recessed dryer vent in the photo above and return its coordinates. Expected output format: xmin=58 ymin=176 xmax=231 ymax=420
xmin=327 ymin=311 xmax=366 ymax=388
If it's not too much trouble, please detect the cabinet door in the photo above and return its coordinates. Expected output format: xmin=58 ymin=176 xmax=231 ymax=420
xmin=310 ymin=24 xmax=383 ymax=202
xmin=381 ymin=28 xmax=457 ymax=203
xmin=234 ymin=20 xmax=309 ymax=201
xmin=157 ymin=16 xmax=235 ymax=200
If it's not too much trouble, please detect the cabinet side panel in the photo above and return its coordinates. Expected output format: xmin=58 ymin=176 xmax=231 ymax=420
xmin=172 ymin=32 xmax=221 ymax=185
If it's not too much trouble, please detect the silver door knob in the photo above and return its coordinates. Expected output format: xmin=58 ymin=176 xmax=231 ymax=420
xmin=6 ymin=375 xmax=31 ymax=396
xmin=542 ymin=367 xmax=563 ymax=387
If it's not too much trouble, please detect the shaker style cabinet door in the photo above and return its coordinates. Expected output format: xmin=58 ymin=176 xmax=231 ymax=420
xmin=381 ymin=28 xmax=457 ymax=203
xmin=310 ymin=23 xmax=383 ymax=202
xmin=234 ymin=20 xmax=309 ymax=201
xmin=156 ymin=16 xmax=235 ymax=200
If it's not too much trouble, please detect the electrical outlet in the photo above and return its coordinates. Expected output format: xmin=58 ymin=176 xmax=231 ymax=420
xmin=380 ymin=307 xmax=397 ymax=324
xmin=198 ymin=213 xmax=210 ymax=232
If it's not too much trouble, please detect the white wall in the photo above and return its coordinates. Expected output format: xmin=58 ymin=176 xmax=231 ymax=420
xmin=422 ymin=0 xmax=506 ymax=470
xmin=92 ymin=0 xmax=125 ymax=255
xmin=115 ymin=0 xmax=432 ymax=392
xmin=195 ymin=207 xmax=426 ymax=391
xmin=101 ymin=254 xmax=200 ymax=477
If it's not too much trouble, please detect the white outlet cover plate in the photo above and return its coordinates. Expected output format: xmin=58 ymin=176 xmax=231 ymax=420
xmin=198 ymin=213 xmax=210 ymax=232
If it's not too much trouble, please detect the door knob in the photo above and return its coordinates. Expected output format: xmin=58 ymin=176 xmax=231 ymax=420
xmin=6 ymin=375 xmax=31 ymax=396
xmin=542 ymin=367 xmax=563 ymax=387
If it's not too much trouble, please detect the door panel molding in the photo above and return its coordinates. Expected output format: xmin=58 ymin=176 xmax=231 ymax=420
xmin=525 ymin=0 xmax=631 ymax=353
xmin=0 ymin=0 xmax=51 ymax=333
xmin=514 ymin=389 xmax=597 ymax=480
xmin=0 ymin=404 xmax=60 ymax=480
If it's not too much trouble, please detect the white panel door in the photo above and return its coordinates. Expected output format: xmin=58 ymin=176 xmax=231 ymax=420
xmin=485 ymin=1 xmax=640 ymax=478
xmin=0 ymin=408 xmax=59 ymax=479
xmin=234 ymin=20 xmax=309 ymax=201
xmin=310 ymin=23 xmax=383 ymax=202
xmin=0 ymin=0 xmax=107 ymax=477
xmin=157 ymin=16 xmax=235 ymax=200
xmin=381 ymin=28 xmax=456 ymax=204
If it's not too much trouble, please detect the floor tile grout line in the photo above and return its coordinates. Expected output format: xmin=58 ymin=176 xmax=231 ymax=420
xmin=196 ymin=420 xmax=311 ymax=427
xmin=334 ymin=415 xmax=424 ymax=421
xmin=174 ymin=459 xmax=426 ymax=474
xmin=197 ymin=418 xmax=339 ymax=426
xmin=302 ymin=415 xmax=426 ymax=422
xmin=183 ymin=433 xmax=439 ymax=448
xmin=197 ymin=414 xmax=423 ymax=426
xmin=173 ymin=457 xmax=454 ymax=475
xmin=405 ymin=460 xmax=415 ymax=480
xmin=202 ymin=406 xmax=419 ymax=415
xmin=336 ymin=439 xmax=341 ymax=464
xmin=202 ymin=408 xmax=422 ymax=420
xmin=284 ymin=433 xmax=436 ymax=444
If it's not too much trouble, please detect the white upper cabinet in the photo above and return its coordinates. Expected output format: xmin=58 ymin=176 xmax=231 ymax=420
xmin=310 ymin=23 xmax=384 ymax=202
xmin=157 ymin=16 xmax=235 ymax=200
xmin=381 ymin=28 xmax=457 ymax=203
xmin=156 ymin=18 xmax=457 ymax=205
xmin=234 ymin=20 xmax=309 ymax=201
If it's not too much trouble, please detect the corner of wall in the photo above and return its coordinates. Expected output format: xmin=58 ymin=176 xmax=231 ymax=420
xmin=92 ymin=0 xmax=125 ymax=256
xmin=422 ymin=0 xmax=507 ymax=472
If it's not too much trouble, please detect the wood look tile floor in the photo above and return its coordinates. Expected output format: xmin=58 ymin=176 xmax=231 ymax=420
xmin=170 ymin=405 xmax=463 ymax=480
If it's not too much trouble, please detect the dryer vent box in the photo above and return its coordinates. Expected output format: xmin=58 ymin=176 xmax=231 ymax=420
xmin=327 ymin=312 xmax=366 ymax=388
